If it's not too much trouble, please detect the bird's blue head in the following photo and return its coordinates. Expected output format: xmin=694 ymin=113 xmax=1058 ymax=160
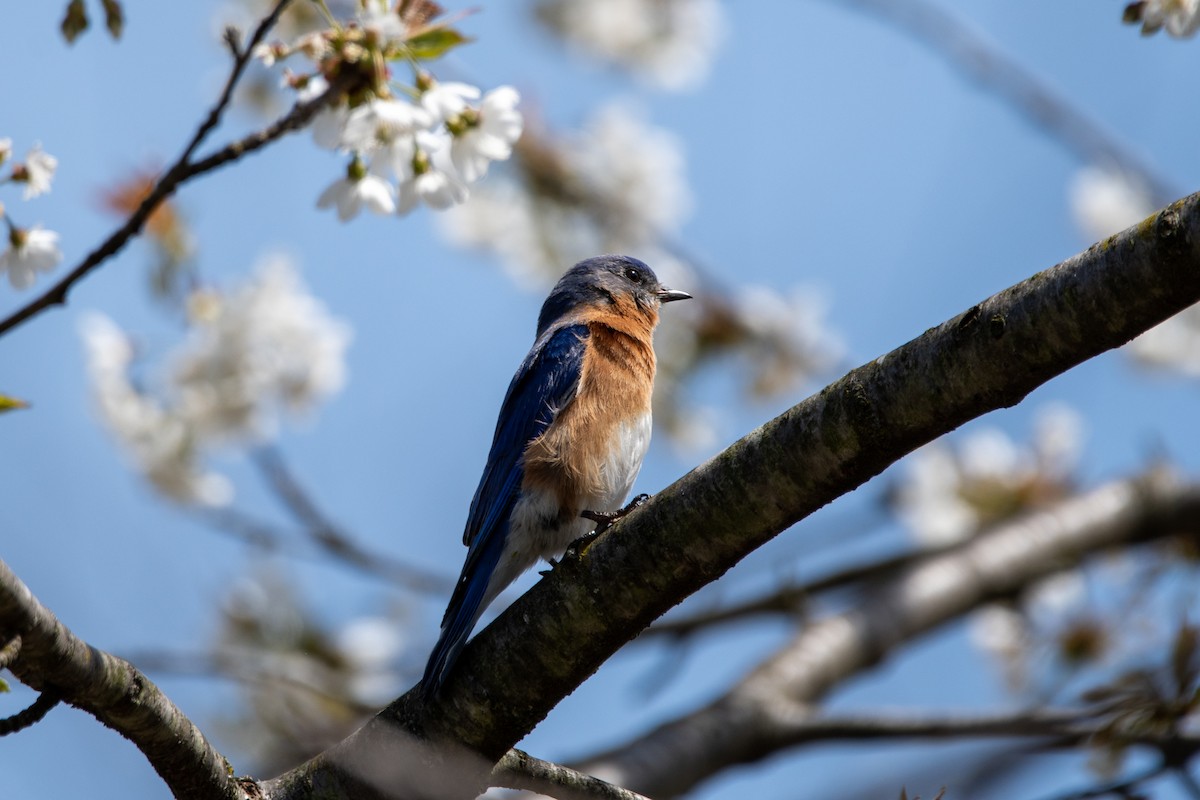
xmin=536 ymin=255 xmax=692 ymax=336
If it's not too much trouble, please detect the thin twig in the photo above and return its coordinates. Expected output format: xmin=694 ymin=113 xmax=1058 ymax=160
xmin=197 ymin=503 xmax=454 ymax=594
xmin=183 ymin=0 xmax=294 ymax=167
xmin=836 ymin=0 xmax=1178 ymax=204
xmin=0 ymin=691 xmax=60 ymax=736
xmin=733 ymin=709 xmax=1200 ymax=752
xmin=493 ymin=750 xmax=654 ymax=800
xmin=125 ymin=649 xmax=378 ymax=714
xmin=252 ymin=446 xmax=453 ymax=595
xmin=1036 ymin=762 xmax=1167 ymax=800
xmin=641 ymin=547 xmax=934 ymax=639
xmin=197 ymin=507 xmax=289 ymax=552
xmin=0 ymin=0 xmax=353 ymax=340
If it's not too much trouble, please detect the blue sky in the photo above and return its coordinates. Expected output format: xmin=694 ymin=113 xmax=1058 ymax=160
xmin=2 ymin=2 xmax=1200 ymax=798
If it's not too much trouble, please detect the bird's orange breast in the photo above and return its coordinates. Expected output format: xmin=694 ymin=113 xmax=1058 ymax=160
xmin=521 ymin=310 xmax=657 ymax=515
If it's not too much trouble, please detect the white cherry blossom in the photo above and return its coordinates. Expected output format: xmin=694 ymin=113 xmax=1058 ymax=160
xmin=892 ymin=407 xmax=1084 ymax=546
xmin=1135 ymin=0 xmax=1200 ymax=36
xmin=80 ymin=256 xmax=350 ymax=507
xmin=12 ymin=144 xmax=58 ymax=199
xmin=420 ymin=79 xmax=480 ymax=122
xmin=396 ymin=134 xmax=467 ymax=214
xmin=0 ymin=225 xmax=62 ymax=289
xmin=1069 ymin=167 xmax=1154 ymax=243
xmin=317 ymin=160 xmax=397 ymax=221
xmin=1129 ymin=303 xmax=1200 ymax=377
xmin=80 ymin=313 xmax=234 ymax=507
xmin=172 ymin=255 xmax=351 ymax=441
xmin=450 ymin=86 xmax=523 ymax=182
xmin=358 ymin=3 xmax=407 ymax=45
xmin=536 ymin=0 xmax=725 ymax=90
xmin=341 ymin=98 xmax=433 ymax=154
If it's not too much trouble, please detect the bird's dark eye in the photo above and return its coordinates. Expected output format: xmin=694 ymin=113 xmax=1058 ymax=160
xmin=624 ymin=267 xmax=642 ymax=283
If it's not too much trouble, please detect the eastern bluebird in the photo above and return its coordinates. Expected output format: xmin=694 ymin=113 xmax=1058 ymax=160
xmin=421 ymin=255 xmax=691 ymax=694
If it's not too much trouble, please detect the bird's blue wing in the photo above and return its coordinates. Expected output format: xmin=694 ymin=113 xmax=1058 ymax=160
xmin=421 ymin=323 xmax=589 ymax=693
xmin=463 ymin=323 xmax=590 ymax=547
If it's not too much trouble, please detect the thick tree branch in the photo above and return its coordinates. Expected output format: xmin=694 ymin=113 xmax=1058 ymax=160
xmin=0 ymin=559 xmax=246 ymax=800
xmin=571 ymin=473 xmax=1200 ymax=797
xmin=262 ymin=190 xmax=1200 ymax=800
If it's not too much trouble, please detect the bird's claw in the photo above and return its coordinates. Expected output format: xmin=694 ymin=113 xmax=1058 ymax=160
xmin=562 ymin=528 xmax=602 ymax=562
xmin=551 ymin=494 xmax=654 ymax=567
xmin=580 ymin=493 xmax=652 ymax=535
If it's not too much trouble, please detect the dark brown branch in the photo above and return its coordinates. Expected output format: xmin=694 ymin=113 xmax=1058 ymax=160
xmin=262 ymin=189 xmax=1200 ymax=799
xmin=709 ymin=708 xmax=1200 ymax=751
xmin=0 ymin=559 xmax=246 ymax=800
xmin=0 ymin=691 xmax=60 ymax=736
xmin=641 ymin=547 xmax=929 ymax=639
xmin=0 ymin=0 xmax=351 ymax=340
xmin=838 ymin=0 xmax=1177 ymax=204
xmin=184 ymin=0 xmax=293 ymax=169
xmin=493 ymin=750 xmax=653 ymax=800
xmin=571 ymin=474 xmax=1200 ymax=797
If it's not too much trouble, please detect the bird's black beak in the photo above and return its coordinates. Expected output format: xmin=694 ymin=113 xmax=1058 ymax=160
xmin=657 ymin=287 xmax=692 ymax=303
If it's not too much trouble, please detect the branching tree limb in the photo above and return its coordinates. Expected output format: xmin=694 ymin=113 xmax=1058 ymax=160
xmin=570 ymin=473 xmax=1200 ymax=797
xmin=3 ymin=4 xmax=1195 ymax=800
xmin=6 ymin=189 xmax=1200 ymax=797
xmin=492 ymin=750 xmax=654 ymax=800
xmin=0 ymin=0 xmax=356 ymax=340
xmin=0 ymin=559 xmax=246 ymax=800
xmin=575 ymin=707 xmax=1197 ymax=753
xmin=258 ymin=192 xmax=1200 ymax=799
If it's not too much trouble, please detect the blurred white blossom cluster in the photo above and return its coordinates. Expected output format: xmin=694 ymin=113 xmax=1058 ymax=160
xmin=248 ymin=0 xmax=522 ymax=219
xmin=1124 ymin=0 xmax=1200 ymax=37
xmin=81 ymin=255 xmax=350 ymax=506
xmin=1066 ymin=168 xmax=1200 ymax=389
xmin=440 ymin=103 xmax=690 ymax=285
xmin=891 ymin=405 xmax=1085 ymax=547
xmin=1068 ymin=166 xmax=1155 ymax=244
xmin=968 ymin=569 xmax=1112 ymax=691
xmin=534 ymin=0 xmax=725 ymax=91
xmin=1129 ymin=303 xmax=1200 ymax=378
xmin=0 ymin=138 xmax=62 ymax=290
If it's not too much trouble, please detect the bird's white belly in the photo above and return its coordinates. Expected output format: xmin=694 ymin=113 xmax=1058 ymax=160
xmin=596 ymin=411 xmax=652 ymax=513
xmin=508 ymin=411 xmax=652 ymax=564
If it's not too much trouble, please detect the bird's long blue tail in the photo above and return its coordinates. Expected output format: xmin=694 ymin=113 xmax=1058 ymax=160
xmin=421 ymin=532 xmax=506 ymax=696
